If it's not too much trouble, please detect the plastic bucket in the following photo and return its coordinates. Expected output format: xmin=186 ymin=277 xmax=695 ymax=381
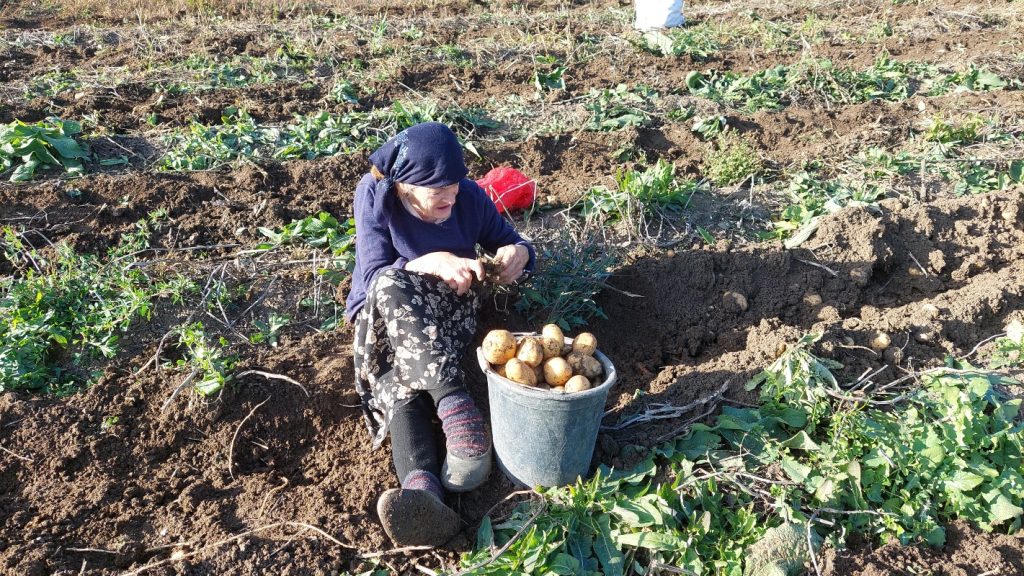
xmin=476 ymin=343 xmax=617 ymax=488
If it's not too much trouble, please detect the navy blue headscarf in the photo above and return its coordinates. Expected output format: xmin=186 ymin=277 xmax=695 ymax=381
xmin=367 ymin=122 xmax=468 ymax=224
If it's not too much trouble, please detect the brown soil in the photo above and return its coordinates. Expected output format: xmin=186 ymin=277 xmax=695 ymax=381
xmin=1 ymin=0 xmax=1023 ymax=574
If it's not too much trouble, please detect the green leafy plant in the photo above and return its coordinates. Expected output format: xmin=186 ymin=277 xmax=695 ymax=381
xmin=702 ymin=134 xmax=763 ymax=186
xmin=585 ymin=84 xmax=655 ymax=131
xmin=273 ymin=111 xmax=379 ymax=159
xmin=328 ymin=79 xmax=361 ymax=104
xmin=24 ymin=70 xmax=80 ymax=98
xmin=989 ymin=320 xmax=1024 ymax=369
xmin=173 ymin=322 xmax=237 ymax=396
xmin=160 ymin=107 xmax=269 ymax=170
xmin=637 ymin=26 xmax=720 ymax=59
xmin=764 ymin=172 xmax=883 ymax=241
xmin=582 ymin=159 xmax=696 ymax=227
xmin=533 ymin=56 xmax=566 ymax=92
xmin=927 ymin=65 xmax=1008 ymax=96
xmin=254 ymin=212 xmax=357 ymax=285
xmin=1 ymin=117 xmax=89 ymax=182
xmin=249 ymin=312 xmax=290 ymax=347
xmin=0 ymin=216 xmax=181 ymax=394
xmin=691 ymin=114 xmax=728 ymax=140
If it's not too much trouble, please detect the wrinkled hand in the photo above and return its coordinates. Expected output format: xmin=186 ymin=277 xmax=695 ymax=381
xmin=493 ymin=244 xmax=530 ymax=285
xmin=406 ymin=252 xmax=484 ymax=295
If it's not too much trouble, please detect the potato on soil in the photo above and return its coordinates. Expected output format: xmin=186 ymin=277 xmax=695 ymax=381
xmin=505 ymin=358 xmax=537 ymax=386
xmin=580 ymin=355 xmax=603 ymax=380
xmin=564 ymin=375 xmax=591 ymax=393
xmin=482 ymin=330 xmax=516 ymax=364
xmin=572 ymin=332 xmax=597 ymax=356
xmin=516 ymin=336 xmax=544 ymax=367
xmin=723 ymin=291 xmax=748 ymax=312
xmin=543 ymin=357 xmax=572 ymax=387
xmin=869 ymin=331 xmax=891 ymax=352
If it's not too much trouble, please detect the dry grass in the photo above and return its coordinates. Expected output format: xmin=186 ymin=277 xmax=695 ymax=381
xmin=4 ymin=0 xmax=488 ymax=24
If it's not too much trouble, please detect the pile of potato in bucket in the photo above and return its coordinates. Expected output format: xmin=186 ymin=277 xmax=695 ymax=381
xmin=481 ymin=324 xmax=604 ymax=393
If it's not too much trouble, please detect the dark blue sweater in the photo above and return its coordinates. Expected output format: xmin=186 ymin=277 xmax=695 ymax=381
xmin=345 ymin=173 xmax=536 ymax=321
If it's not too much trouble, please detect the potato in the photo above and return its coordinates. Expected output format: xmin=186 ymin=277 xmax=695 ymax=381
xmin=551 ymin=386 xmax=566 ymax=393
xmin=541 ymin=324 xmax=565 ymax=359
xmin=565 ymin=351 xmax=587 ymax=374
xmin=482 ymin=330 xmax=516 ymax=364
xmin=516 ymin=336 xmax=545 ymax=368
xmin=543 ymin=357 xmax=572 ymax=387
xmin=869 ymin=331 xmax=891 ymax=352
xmin=533 ymin=364 xmax=544 ymax=385
xmin=722 ymin=291 xmax=748 ymax=312
xmin=505 ymin=358 xmax=537 ymax=386
xmin=494 ymin=363 xmax=507 ymax=378
xmin=580 ymin=355 xmax=603 ymax=380
xmin=572 ymin=332 xmax=598 ymax=356
xmin=564 ymin=375 xmax=591 ymax=393
xmin=541 ymin=323 xmax=564 ymax=342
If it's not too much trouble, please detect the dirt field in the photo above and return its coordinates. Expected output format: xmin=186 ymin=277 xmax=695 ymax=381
xmin=1 ymin=0 xmax=1022 ymax=574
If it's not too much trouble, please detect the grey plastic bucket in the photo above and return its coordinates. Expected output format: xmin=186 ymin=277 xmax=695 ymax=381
xmin=476 ymin=343 xmax=617 ymax=488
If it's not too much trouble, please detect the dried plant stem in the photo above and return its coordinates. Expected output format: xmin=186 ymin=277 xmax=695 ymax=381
xmin=121 ymin=521 xmax=354 ymax=575
xmin=228 ymin=396 xmax=270 ymax=480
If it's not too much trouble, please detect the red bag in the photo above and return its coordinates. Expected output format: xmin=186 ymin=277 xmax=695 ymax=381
xmin=476 ymin=167 xmax=536 ymax=214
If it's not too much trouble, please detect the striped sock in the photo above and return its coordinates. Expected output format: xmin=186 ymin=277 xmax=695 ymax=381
xmin=437 ymin=392 xmax=489 ymax=458
xmin=402 ymin=469 xmax=444 ymax=501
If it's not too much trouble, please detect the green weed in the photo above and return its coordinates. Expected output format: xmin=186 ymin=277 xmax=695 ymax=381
xmin=24 ymin=70 xmax=80 ymax=98
xmin=764 ymin=172 xmax=883 ymax=241
xmin=582 ymin=159 xmax=695 ymax=226
xmin=533 ymin=55 xmax=566 ymax=92
xmin=160 ymin=106 xmax=269 ymax=170
xmin=172 ymin=322 xmax=237 ymax=396
xmin=989 ymin=320 xmax=1024 ymax=370
xmin=254 ymin=212 xmax=357 ymax=286
xmin=249 ymin=312 xmax=290 ymax=347
xmin=636 ymin=26 xmax=720 ymax=59
xmin=585 ymin=84 xmax=655 ymax=131
xmin=273 ymin=111 xmax=380 ymax=160
xmin=1 ymin=117 xmax=89 ymax=182
xmin=702 ymin=134 xmax=763 ymax=186
xmin=691 ymin=114 xmax=728 ymax=140
xmin=0 ymin=216 xmax=184 ymax=394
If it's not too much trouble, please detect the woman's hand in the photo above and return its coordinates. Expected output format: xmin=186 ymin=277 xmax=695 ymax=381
xmin=493 ymin=244 xmax=530 ymax=285
xmin=405 ymin=252 xmax=484 ymax=295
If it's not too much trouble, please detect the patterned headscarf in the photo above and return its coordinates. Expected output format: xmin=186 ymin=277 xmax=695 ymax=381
xmin=367 ymin=122 xmax=468 ymax=225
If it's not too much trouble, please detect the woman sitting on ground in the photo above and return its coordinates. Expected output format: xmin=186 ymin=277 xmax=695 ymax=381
xmin=345 ymin=122 xmax=535 ymax=547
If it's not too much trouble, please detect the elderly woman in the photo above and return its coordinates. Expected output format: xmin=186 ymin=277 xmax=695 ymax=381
xmin=345 ymin=122 xmax=535 ymax=547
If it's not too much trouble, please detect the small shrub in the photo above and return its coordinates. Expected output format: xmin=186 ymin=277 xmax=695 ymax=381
xmin=702 ymin=134 xmax=763 ymax=186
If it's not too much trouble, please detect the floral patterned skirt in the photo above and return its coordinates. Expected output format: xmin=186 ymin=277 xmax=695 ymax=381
xmin=353 ymin=268 xmax=480 ymax=448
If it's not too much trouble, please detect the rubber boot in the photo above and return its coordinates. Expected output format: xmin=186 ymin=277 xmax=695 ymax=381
xmin=376 ymin=488 xmax=461 ymax=547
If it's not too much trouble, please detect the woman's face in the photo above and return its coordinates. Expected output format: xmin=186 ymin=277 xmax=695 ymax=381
xmin=398 ymin=181 xmax=460 ymax=222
